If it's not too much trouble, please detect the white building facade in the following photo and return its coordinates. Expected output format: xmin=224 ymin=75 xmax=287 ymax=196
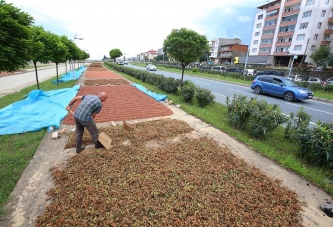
xmin=249 ymin=0 xmax=333 ymax=67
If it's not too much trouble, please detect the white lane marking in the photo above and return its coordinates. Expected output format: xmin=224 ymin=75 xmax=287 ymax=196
xmin=286 ymin=102 xmax=333 ymax=115
xmin=196 ymin=81 xmax=210 ymax=85
xmin=212 ymin=92 xmax=227 ymax=97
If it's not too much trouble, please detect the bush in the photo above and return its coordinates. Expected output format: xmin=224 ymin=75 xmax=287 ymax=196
xmin=181 ymin=80 xmax=196 ymax=103
xmin=226 ymin=95 xmax=251 ymax=130
xmin=195 ymin=87 xmax=215 ymax=108
xmin=247 ymin=100 xmax=287 ymax=138
xmin=284 ymin=107 xmax=312 ymax=141
xmin=323 ymin=83 xmax=333 ymax=93
xmin=298 ymin=122 xmax=333 ymax=168
xmin=158 ymin=77 xmax=180 ymax=94
xmin=192 ymin=68 xmax=198 ymax=73
xmin=226 ymin=95 xmax=287 ymax=138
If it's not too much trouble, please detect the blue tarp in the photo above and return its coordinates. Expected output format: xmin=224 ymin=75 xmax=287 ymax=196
xmin=131 ymin=83 xmax=167 ymax=101
xmin=0 ymin=85 xmax=80 ymax=135
xmin=52 ymin=66 xmax=86 ymax=84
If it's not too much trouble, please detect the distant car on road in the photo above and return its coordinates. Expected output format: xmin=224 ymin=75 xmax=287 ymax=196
xmin=146 ymin=64 xmax=156 ymax=71
xmin=326 ymin=77 xmax=333 ymax=84
xmin=251 ymin=75 xmax=313 ymax=102
xmin=256 ymin=70 xmax=285 ymax=77
xmin=307 ymin=77 xmax=326 ymax=86
xmin=227 ymin=67 xmax=243 ymax=74
xmin=213 ymin=66 xmax=226 ymax=71
xmin=244 ymin=69 xmax=257 ymax=76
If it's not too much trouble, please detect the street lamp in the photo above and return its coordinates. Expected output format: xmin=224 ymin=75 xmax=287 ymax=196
xmin=74 ymin=34 xmax=83 ymax=40
xmin=287 ymin=51 xmax=298 ymax=76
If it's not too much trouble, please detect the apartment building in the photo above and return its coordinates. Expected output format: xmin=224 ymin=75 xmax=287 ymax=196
xmin=210 ymin=38 xmax=247 ymax=64
xmin=249 ymin=0 xmax=333 ymax=67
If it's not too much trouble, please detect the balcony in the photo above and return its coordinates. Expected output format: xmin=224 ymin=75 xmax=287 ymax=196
xmin=277 ymin=31 xmax=295 ymax=37
xmin=328 ymin=17 xmax=333 ymax=23
xmin=280 ymin=20 xmax=297 ymax=27
xmin=275 ymin=41 xmax=291 ymax=47
xmin=273 ymin=51 xmax=289 ymax=56
xmin=265 ymin=15 xmax=278 ymax=21
xmin=261 ymin=33 xmax=275 ymax=39
xmin=258 ymin=52 xmax=270 ymax=56
xmin=324 ymin=29 xmax=333 ymax=35
xmin=259 ymin=43 xmax=273 ymax=48
xmin=263 ymin=24 xmax=276 ymax=30
xmin=321 ymin=41 xmax=331 ymax=45
xmin=282 ymin=9 xmax=300 ymax=17
xmin=266 ymin=4 xmax=280 ymax=13
xmin=284 ymin=0 xmax=302 ymax=7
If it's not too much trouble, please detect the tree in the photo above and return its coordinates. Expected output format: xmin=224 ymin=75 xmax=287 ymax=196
xmin=0 ymin=0 xmax=34 ymax=72
xmin=109 ymin=49 xmax=122 ymax=63
xmin=49 ymin=33 xmax=68 ymax=85
xmin=30 ymin=26 xmax=54 ymax=89
xmin=163 ymin=28 xmax=209 ymax=89
xmin=310 ymin=45 xmax=331 ymax=67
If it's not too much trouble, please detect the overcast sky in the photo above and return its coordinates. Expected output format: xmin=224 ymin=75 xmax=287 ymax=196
xmin=6 ymin=0 xmax=272 ymax=60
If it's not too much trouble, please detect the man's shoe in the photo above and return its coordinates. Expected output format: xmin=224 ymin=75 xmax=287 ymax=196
xmin=95 ymin=141 xmax=104 ymax=148
xmin=76 ymin=146 xmax=85 ymax=154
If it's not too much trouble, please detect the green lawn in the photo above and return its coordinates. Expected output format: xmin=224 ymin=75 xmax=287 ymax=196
xmin=0 ymin=78 xmax=77 ymax=215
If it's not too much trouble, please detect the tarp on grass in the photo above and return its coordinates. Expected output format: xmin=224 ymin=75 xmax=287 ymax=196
xmin=0 ymin=85 xmax=80 ymax=135
xmin=52 ymin=66 xmax=86 ymax=84
xmin=131 ymin=83 xmax=167 ymax=101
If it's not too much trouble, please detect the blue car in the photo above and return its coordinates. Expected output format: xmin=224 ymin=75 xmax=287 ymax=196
xmin=251 ymin=75 xmax=313 ymax=102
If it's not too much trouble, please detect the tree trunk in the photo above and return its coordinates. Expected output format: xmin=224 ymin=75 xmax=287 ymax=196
xmin=181 ymin=66 xmax=185 ymax=92
xmin=56 ymin=62 xmax=59 ymax=85
xmin=33 ymin=61 xmax=40 ymax=90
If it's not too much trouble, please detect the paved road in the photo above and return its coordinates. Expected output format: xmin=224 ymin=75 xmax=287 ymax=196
xmin=0 ymin=64 xmax=68 ymax=97
xmin=127 ymin=64 xmax=333 ymax=124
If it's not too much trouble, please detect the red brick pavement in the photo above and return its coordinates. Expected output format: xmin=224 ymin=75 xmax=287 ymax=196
xmin=62 ymin=68 xmax=173 ymax=125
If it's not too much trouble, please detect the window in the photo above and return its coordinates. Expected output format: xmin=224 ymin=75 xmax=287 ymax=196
xmin=294 ymin=45 xmax=302 ymax=51
xmin=257 ymin=23 xmax=262 ymax=28
xmin=252 ymin=48 xmax=257 ymax=53
xmin=321 ymin=10 xmax=326 ymax=17
xmin=305 ymin=0 xmax=315 ymax=6
xmin=303 ymin=11 xmax=312 ymax=18
xmin=317 ymin=22 xmax=322 ymax=29
xmin=324 ymin=0 xmax=330 ymax=4
xmin=310 ymin=45 xmax=315 ymax=51
xmin=296 ymin=34 xmax=305 ymax=40
xmin=299 ymin=23 xmax=308 ymax=29
xmin=253 ymin=40 xmax=258 ymax=44
xmin=314 ymin=34 xmax=318 ymax=40
xmin=258 ymin=14 xmax=263 ymax=20
xmin=255 ymin=32 xmax=260 ymax=36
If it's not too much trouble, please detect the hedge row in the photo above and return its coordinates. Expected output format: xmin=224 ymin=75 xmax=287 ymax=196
xmin=104 ymin=62 xmax=215 ymax=108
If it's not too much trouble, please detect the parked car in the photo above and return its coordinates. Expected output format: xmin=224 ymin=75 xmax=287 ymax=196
xmin=326 ymin=77 xmax=333 ymax=84
xmin=213 ymin=66 xmax=226 ymax=71
xmin=244 ymin=69 xmax=257 ymax=76
xmin=307 ymin=77 xmax=326 ymax=86
xmin=256 ymin=70 xmax=285 ymax=77
xmin=251 ymin=75 xmax=313 ymax=102
xmin=146 ymin=64 xmax=156 ymax=71
xmin=227 ymin=67 xmax=243 ymax=74
xmin=124 ymin=61 xmax=128 ymax=65
xmin=286 ymin=74 xmax=303 ymax=82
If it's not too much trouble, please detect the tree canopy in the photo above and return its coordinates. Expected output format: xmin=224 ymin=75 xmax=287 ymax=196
xmin=310 ymin=45 xmax=333 ymax=68
xmin=0 ymin=0 xmax=34 ymax=72
xmin=109 ymin=49 xmax=122 ymax=63
xmin=163 ymin=28 xmax=209 ymax=86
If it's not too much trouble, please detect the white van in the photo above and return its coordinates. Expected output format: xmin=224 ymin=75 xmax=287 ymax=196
xmin=244 ymin=69 xmax=257 ymax=76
